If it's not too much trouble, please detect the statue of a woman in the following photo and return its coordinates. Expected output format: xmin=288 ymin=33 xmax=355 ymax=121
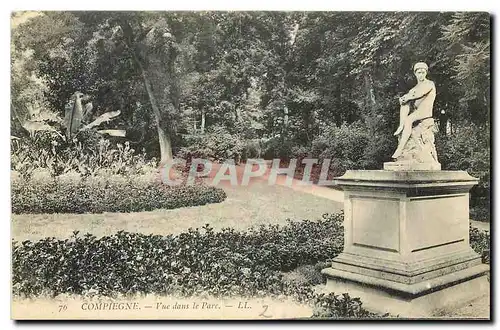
xmin=392 ymin=62 xmax=436 ymax=159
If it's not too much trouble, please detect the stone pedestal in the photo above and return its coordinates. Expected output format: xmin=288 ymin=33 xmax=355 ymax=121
xmin=321 ymin=170 xmax=489 ymax=318
xmin=384 ymin=161 xmax=441 ymax=171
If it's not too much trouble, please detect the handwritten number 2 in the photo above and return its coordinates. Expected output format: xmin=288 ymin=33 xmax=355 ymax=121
xmin=259 ymin=305 xmax=271 ymax=318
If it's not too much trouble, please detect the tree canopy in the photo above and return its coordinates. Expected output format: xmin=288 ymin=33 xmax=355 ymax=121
xmin=11 ymin=11 xmax=490 ymax=163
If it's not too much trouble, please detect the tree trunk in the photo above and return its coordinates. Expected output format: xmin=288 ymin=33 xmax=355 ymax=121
xmin=201 ymin=110 xmax=206 ymax=133
xmin=119 ymin=20 xmax=173 ymax=165
xmin=235 ymin=106 xmax=241 ymax=123
xmin=364 ymin=73 xmax=376 ymax=108
xmin=283 ymin=105 xmax=289 ymax=128
xmin=140 ymin=69 xmax=173 ymax=164
xmin=157 ymin=125 xmax=173 ymax=163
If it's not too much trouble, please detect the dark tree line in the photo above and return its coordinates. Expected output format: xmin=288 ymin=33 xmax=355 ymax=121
xmin=11 ymin=11 xmax=490 ymax=166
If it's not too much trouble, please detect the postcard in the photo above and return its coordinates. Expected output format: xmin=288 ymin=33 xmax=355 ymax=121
xmin=10 ymin=10 xmax=491 ymax=320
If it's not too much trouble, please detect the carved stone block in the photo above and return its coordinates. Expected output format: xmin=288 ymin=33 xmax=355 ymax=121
xmin=321 ymin=170 xmax=489 ymax=317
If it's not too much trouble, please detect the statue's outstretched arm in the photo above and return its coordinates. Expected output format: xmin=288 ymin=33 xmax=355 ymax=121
xmin=401 ymin=81 xmax=434 ymax=102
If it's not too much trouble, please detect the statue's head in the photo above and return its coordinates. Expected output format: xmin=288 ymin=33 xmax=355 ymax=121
xmin=72 ymin=91 xmax=90 ymax=101
xmin=413 ymin=62 xmax=428 ymax=82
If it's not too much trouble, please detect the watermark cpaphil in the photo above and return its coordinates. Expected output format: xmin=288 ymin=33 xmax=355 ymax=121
xmin=159 ymin=158 xmax=337 ymax=186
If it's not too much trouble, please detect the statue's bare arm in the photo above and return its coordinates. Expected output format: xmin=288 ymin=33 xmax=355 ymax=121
xmin=401 ymin=81 xmax=434 ymax=103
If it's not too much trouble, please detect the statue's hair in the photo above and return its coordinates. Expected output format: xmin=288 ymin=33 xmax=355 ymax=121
xmin=413 ymin=62 xmax=429 ymax=72
xmin=71 ymin=91 xmax=84 ymax=100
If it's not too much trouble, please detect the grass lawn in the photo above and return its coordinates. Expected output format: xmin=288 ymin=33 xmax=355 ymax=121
xmin=11 ymin=178 xmax=342 ymax=242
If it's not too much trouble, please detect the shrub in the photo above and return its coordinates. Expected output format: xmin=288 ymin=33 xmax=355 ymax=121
xmin=11 ymin=175 xmax=227 ymax=214
xmin=13 ymin=213 xmax=381 ymax=318
xmin=311 ymin=293 xmax=379 ymax=319
xmin=11 ymin=135 xmax=158 ymax=180
xmin=470 ymin=226 xmax=490 ymax=264
xmin=12 ymin=214 xmax=343 ymax=298
xmin=311 ymin=121 xmax=373 ymax=177
xmin=261 ymin=136 xmax=294 ymax=160
xmin=240 ymin=138 xmax=265 ymax=161
xmin=178 ymin=125 xmax=244 ymax=162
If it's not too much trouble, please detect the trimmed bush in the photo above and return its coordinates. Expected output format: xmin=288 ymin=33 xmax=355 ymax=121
xmin=178 ymin=125 xmax=244 ymax=162
xmin=11 ymin=175 xmax=227 ymax=214
xmin=12 ymin=213 xmax=488 ymax=318
xmin=12 ymin=214 xmax=342 ymax=297
xmin=470 ymin=226 xmax=490 ymax=264
xmin=13 ymin=213 xmax=384 ymax=318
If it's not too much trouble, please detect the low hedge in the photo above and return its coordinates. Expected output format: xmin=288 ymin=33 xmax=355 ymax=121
xmin=11 ymin=175 xmax=227 ymax=214
xmin=12 ymin=213 xmax=344 ymax=298
xmin=12 ymin=213 xmax=381 ymax=318
xmin=12 ymin=214 xmax=488 ymax=318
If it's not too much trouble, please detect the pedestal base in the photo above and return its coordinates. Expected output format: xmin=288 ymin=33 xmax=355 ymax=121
xmin=326 ymin=170 xmax=487 ymax=318
xmin=331 ymin=249 xmax=484 ymax=287
xmin=384 ymin=161 xmax=441 ymax=171
xmin=322 ymin=265 xmax=489 ymax=318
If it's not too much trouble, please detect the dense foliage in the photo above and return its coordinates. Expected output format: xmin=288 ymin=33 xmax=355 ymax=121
xmin=12 ymin=172 xmax=226 ymax=214
xmin=11 ymin=128 xmax=229 ymax=214
xmin=178 ymin=125 xmax=245 ymax=162
xmin=470 ymin=226 xmax=490 ymax=264
xmin=11 ymin=133 xmax=157 ymax=178
xmin=11 ymin=11 xmax=490 ymax=210
xmin=12 ymin=213 xmax=343 ymax=298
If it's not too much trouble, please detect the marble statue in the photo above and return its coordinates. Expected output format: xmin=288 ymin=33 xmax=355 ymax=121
xmin=385 ymin=62 xmax=441 ymax=170
xmin=325 ymin=62 xmax=486 ymax=316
